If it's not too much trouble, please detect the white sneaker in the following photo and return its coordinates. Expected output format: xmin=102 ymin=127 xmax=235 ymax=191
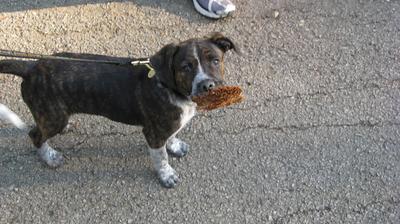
xmin=193 ymin=0 xmax=236 ymax=19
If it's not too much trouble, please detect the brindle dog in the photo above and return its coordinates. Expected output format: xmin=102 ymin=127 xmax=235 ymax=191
xmin=0 ymin=33 xmax=238 ymax=188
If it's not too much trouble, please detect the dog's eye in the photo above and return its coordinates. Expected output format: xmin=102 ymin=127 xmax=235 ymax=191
xmin=212 ymin=59 xmax=220 ymax=66
xmin=182 ymin=63 xmax=193 ymax=72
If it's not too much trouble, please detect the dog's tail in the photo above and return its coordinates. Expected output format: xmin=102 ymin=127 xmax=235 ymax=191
xmin=0 ymin=104 xmax=27 ymax=130
xmin=0 ymin=60 xmax=34 ymax=78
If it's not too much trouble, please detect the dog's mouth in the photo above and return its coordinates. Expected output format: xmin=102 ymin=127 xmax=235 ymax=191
xmin=191 ymin=79 xmax=224 ymax=97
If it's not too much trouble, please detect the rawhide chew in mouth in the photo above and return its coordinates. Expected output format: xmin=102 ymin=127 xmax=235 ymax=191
xmin=191 ymin=86 xmax=244 ymax=111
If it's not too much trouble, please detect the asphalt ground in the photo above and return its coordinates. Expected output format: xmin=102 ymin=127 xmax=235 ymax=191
xmin=0 ymin=0 xmax=399 ymax=223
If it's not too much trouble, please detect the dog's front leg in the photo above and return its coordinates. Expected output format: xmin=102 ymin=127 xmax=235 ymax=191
xmin=166 ymin=137 xmax=189 ymax=157
xmin=149 ymin=145 xmax=179 ymax=188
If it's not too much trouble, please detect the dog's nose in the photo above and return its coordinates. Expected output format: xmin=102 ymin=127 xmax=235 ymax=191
xmin=201 ymin=79 xmax=216 ymax=92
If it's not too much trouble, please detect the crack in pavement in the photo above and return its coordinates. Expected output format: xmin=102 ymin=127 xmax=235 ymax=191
xmin=261 ymin=78 xmax=400 ymax=105
xmin=270 ymin=198 xmax=399 ymax=223
xmin=218 ymin=120 xmax=400 ymax=136
xmin=222 ymin=78 xmax=400 ymax=113
xmin=351 ymin=198 xmax=400 ymax=216
xmin=272 ymin=205 xmax=332 ymax=224
xmin=64 ymin=130 xmax=140 ymax=138
xmin=59 ymin=130 xmax=142 ymax=152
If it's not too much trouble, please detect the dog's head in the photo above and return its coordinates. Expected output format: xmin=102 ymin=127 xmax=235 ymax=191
xmin=150 ymin=33 xmax=238 ymax=97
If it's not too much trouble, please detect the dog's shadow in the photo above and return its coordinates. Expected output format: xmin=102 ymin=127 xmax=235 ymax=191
xmin=0 ymin=127 xmax=161 ymax=190
xmin=0 ymin=0 xmax=212 ymax=23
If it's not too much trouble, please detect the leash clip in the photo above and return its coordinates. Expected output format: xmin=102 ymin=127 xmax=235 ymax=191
xmin=131 ymin=59 xmax=155 ymax=78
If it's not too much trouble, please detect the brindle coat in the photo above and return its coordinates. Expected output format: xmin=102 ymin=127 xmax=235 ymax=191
xmin=0 ymin=33 xmax=238 ymax=187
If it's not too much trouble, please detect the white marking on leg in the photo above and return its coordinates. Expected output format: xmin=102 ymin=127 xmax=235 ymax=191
xmin=0 ymin=104 xmax=27 ymax=130
xmin=38 ymin=142 xmax=64 ymax=168
xmin=149 ymin=145 xmax=178 ymax=187
xmin=149 ymin=145 xmax=169 ymax=170
xmin=191 ymin=47 xmax=212 ymax=95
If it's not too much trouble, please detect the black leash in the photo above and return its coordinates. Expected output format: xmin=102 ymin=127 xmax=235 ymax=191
xmin=0 ymin=49 xmax=155 ymax=66
xmin=0 ymin=49 xmax=156 ymax=78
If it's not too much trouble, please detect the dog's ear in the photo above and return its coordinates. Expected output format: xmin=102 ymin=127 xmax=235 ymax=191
xmin=207 ymin=32 xmax=240 ymax=54
xmin=150 ymin=43 xmax=179 ymax=90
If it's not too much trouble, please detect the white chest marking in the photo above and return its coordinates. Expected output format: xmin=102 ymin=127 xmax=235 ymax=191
xmin=179 ymin=101 xmax=196 ymax=129
xmin=172 ymin=100 xmax=196 ymax=138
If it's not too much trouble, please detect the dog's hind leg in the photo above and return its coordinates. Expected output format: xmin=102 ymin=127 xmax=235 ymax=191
xmin=29 ymin=114 xmax=69 ymax=168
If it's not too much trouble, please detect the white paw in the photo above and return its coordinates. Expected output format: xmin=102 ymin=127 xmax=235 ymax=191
xmin=38 ymin=143 xmax=64 ymax=168
xmin=158 ymin=164 xmax=179 ymax=188
xmin=167 ymin=138 xmax=189 ymax=158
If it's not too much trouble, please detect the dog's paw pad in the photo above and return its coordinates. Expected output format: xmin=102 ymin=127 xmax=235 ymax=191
xmin=158 ymin=165 xmax=179 ymax=188
xmin=167 ymin=139 xmax=189 ymax=158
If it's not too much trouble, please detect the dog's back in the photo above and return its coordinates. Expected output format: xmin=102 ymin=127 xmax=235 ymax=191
xmin=1 ymin=54 xmax=152 ymax=125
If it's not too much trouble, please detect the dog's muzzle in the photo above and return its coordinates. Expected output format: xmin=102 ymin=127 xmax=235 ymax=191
xmin=194 ymin=79 xmax=224 ymax=95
